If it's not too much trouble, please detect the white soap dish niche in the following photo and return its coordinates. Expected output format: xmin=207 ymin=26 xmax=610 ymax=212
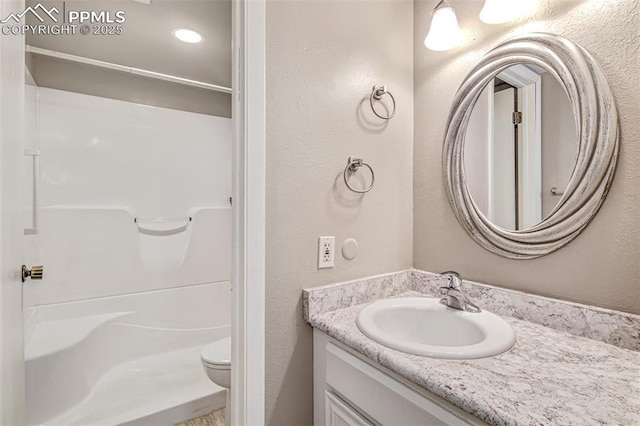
xmin=135 ymin=215 xmax=194 ymax=272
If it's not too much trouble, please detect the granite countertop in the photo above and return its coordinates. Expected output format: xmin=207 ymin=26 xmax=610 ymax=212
xmin=305 ymin=272 xmax=640 ymax=426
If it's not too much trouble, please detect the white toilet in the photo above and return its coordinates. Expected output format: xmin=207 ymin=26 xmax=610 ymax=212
xmin=201 ymin=337 xmax=231 ymax=426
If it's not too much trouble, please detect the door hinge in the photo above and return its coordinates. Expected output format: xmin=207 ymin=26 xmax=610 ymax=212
xmin=512 ymin=111 xmax=523 ymax=125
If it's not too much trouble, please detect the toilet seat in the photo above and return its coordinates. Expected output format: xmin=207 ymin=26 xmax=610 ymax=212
xmin=201 ymin=337 xmax=231 ymax=370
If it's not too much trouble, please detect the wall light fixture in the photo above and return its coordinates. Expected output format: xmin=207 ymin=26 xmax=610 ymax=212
xmin=424 ymin=0 xmax=463 ymax=51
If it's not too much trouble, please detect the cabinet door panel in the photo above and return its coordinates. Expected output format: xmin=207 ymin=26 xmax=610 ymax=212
xmin=325 ymin=392 xmax=372 ymax=426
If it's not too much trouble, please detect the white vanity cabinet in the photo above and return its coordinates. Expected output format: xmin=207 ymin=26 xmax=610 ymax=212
xmin=313 ymin=330 xmax=486 ymax=426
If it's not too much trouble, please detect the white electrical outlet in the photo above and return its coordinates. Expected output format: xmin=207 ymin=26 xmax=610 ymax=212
xmin=318 ymin=236 xmax=335 ymax=268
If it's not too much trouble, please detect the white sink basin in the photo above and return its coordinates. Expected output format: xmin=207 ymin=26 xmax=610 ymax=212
xmin=356 ymin=297 xmax=516 ymax=359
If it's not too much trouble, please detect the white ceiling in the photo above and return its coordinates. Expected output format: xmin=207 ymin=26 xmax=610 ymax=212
xmin=26 ymin=0 xmax=231 ymax=88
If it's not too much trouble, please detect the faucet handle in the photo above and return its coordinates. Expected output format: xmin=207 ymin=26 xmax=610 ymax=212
xmin=438 ymin=271 xmax=481 ymax=313
xmin=440 ymin=270 xmax=462 ymax=290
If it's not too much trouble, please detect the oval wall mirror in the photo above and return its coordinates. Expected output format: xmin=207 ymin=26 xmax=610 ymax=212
xmin=443 ymin=33 xmax=619 ymax=259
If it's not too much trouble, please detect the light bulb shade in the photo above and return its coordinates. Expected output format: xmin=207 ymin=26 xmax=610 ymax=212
xmin=424 ymin=6 xmax=462 ymax=51
xmin=480 ymin=0 xmax=540 ymax=24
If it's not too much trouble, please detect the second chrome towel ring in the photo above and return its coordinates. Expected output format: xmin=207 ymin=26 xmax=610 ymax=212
xmin=370 ymin=85 xmax=396 ymax=120
xmin=344 ymin=156 xmax=375 ymax=193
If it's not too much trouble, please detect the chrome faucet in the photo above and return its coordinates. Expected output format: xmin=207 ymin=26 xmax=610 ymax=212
xmin=439 ymin=271 xmax=481 ymax=313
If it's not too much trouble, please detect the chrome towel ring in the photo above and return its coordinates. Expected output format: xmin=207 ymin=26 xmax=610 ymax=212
xmin=343 ymin=156 xmax=375 ymax=193
xmin=369 ymin=85 xmax=396 ymax=120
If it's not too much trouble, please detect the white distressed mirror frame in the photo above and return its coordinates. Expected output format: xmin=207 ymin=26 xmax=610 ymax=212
xmin=443 ymin=33 xmax=619 ymax=259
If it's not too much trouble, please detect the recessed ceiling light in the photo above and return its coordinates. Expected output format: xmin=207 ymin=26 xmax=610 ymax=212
xmin=172 ymin=28 xmax=203 ymax=44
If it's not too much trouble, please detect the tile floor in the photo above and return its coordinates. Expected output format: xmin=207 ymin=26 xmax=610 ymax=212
xmin=176 ymin=408 xmax=225 ymax=426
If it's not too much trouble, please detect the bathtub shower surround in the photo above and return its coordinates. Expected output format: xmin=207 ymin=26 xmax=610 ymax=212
xmin=24 ymin=87 xmax=232 ymax=425
xmin=304 ymin=270 xmax=640 ymax=425
xmin=33 ymin=87 xmax=232 ymax=304
xmin=36 ymin=205 xmax=230 ymax=303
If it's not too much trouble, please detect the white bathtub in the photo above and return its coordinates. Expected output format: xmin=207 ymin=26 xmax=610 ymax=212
xmin=25 ymin=282 xmax=230 ymax=426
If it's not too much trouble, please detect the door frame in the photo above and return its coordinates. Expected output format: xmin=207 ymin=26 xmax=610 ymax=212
xmin=231 ymin=0 xmax=266 ymax=424
xmin=0 ymin=0 xmax=26 ymax=423
xmin=496 ymin=64 xmax=542 ymax=228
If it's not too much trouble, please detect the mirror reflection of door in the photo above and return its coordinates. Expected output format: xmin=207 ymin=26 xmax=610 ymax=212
xmin=492 ymin=79 xmax=519 ymax=230
xmin=464 ymin=64 xmax=577 ymax=231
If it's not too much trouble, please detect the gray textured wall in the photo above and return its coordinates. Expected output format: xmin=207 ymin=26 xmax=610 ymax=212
xmin=413 ymin=0 xmax=640 ymax=315
xmin=266 ymin=0 xmax=414 ymax=424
